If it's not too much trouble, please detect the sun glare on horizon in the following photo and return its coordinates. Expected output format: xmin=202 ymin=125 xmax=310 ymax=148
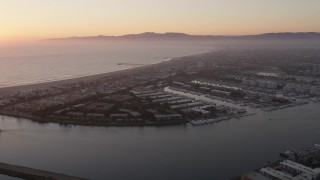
xmin=1 ymin=0 xmax=320 ymax=42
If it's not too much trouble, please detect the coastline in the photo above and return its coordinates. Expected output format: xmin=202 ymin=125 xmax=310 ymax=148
xmin=0 ymin=50 xmax=213 ymax=97
xmin=0 ymin=64 xmax=153 ymax=97
xmin=0 ymin=110 xmax=186 ymax=127
xmin=0 ymin=59 xmax=176 ymax=98
xmin=0 ymin=50 xmax=214 ymax=127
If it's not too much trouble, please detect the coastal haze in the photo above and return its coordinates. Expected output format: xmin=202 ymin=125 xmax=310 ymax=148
xmin=0 ymin=38 xmax=320 ymax=180
xmin=1 ymin=33 xmax=320 ymax=89
xmin=0 ymin=40 xmax=210 ymax=88
xmin=1 ymin=0 xmax=320 ymax=180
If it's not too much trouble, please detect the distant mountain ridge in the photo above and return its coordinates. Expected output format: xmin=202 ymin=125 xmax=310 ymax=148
xmin=47 ymin=32 xmax=320 ymax=41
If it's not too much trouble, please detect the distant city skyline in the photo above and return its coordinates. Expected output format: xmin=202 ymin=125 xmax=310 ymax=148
xmin=1 ymin=0 xmax=320 ymax=42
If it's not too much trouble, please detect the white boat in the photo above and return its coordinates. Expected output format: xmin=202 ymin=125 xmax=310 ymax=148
xmin=190 ymin=117 xmax=229 ymax=126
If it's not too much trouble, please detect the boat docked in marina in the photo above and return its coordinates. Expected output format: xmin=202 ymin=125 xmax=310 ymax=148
xmin=190 ymin=117 xmax=229 ymax=126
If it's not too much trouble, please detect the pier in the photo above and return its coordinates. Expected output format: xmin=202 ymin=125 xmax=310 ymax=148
xmin=0 ymin=162 xmax=88 ymax=180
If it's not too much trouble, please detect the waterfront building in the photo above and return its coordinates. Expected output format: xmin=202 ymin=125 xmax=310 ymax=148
xmin=67 ymin=112 xmax=84 ymax=117
xmin=154 ymin=114 xmax=182 ymax=121
xmin=110 ymin=114 xmax=128 ymax=119
xmin=210 ymin=89 xmax=231 ymax=96
xmin=86 ymin=102 xmax=114 ymax=111
xmin=242 ymin=79 xmax=277 ymax=89
xmin=310 ymin=87 xmax=320 ymax=96
xmin=86 ymin=113 xmax=105 ymax=118
xmin=280 ymin=160 xmax=320 ymax=177
xmin=260 ymin=167 xmax=293 ymax=180
xmin=283 ymin=84 xmax=297 ymax=92
xmin=241 ymin=171 xmax=272 ymax=180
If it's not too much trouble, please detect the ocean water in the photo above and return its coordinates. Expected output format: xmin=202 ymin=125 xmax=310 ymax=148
xmin=0 ymin=103 xmax=320 ymax=180
xmin=0 ymin=41 xmax=211 ymax=88
xmin=1 ymin=39 xmax=319 ymax=88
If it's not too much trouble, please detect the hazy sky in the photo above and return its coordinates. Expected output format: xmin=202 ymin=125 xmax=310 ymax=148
xmin=1 ymin=0 xmax=320 ymax=42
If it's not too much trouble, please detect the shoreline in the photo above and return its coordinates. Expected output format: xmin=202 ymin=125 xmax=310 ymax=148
xmin=0 ymin=110 xmax=186 ymax=127
xmin=0 ymin=50 xmax=213 ymax=97
xmin=0 ymin=50 xmax=214 ymax=127
xmin=0 ymin=63 xmax=155 ymax=97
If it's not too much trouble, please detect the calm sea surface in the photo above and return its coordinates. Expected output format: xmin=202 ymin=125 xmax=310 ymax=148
xmin=0 ymin=103 xmax=320 ymax=180
xmin=0 ymin=41 xmax=211 ymax=88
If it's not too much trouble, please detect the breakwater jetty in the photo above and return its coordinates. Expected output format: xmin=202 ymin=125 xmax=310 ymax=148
xmin=0 ymin=162 xmax=88 ymax=180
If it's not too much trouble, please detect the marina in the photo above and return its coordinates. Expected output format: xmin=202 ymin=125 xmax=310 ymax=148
xmin=190 ymin=117 xmax=229 ymax=126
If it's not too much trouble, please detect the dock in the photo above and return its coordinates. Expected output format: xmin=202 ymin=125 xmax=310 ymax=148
xmin=0 ymin=162 xmax=88 ymax=180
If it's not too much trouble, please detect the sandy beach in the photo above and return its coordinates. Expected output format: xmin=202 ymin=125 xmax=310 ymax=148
xmin=0 ymin=50 xmax=210 ymax=98
xmin=0 ymin=63 xmax=155 ymax=97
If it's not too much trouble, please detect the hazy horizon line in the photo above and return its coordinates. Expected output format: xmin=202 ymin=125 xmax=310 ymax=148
xmin=2 ymin=31 xmax=320 ymax=45
xmin=48 ymin=31 xmax=320 ymax=39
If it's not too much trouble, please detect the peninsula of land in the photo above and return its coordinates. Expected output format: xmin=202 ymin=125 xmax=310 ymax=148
xmin=1 ymin=49 xmax=320 ymax=127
